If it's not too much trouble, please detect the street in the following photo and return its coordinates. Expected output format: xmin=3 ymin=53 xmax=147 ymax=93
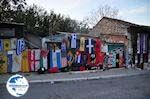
xmin=0 ymin=72 xmax=150 ymax=99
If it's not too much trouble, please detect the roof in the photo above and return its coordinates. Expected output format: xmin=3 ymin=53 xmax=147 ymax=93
xmin=92 ymin=17 xmax=138 ymax=29
xmin=129 ymin=25 xmax=150 ymax=33
xmin=0 ymin=21 xmax=24 ymax=26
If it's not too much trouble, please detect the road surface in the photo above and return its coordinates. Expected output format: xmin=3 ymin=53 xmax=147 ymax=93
xmin=0 ymin=72 xmax=150 ymax=99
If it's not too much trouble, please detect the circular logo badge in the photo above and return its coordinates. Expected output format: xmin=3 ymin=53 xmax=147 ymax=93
xmin=6 ymin=74 xmax=29 ymax=97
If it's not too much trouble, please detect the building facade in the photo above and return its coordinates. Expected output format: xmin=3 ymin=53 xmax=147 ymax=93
xmin=90 ymin=17 xmax=137 ymax=68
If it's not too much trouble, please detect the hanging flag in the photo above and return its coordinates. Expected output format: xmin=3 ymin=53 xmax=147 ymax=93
xmin=61 ymin=57 xmax=67 ymax=68
xmin=12 ymin=50 xmax=22 ymax=72
xmin=143 ymin=34 xmax=148 ymax=53
xmin=80 ymin=37 xmax=85 ymax=51
xmin=11 ymin=38 xmax=17 ymax=49
xmin=0 ymin=52 xmax=7 ymax=73
xmin=16 ymin=38 xmax=25 ymax=55
xmin=95 ymin=52 xmax=104 ymax=65
xmin=74 ymin=51 xmax=81 ymax=64
xmin=102 ymin=44 xmax=108 ymax=53
xmin=95 ymin=39 xmax=101 ymax=52
xmin=50 ymin=49 xmax=62 ymax=69
xmin=3 ymin=39 xmax=11 ymax=51
xmin=140 ymin=34 xmax=144 ymax=54
xmin=81 ymin=53 xmax=88 ymax=66
xmin=40 ymin=50 xmax=49 ymax=70
xmin=28 ymin=49 xmax=33 ymax=71
xmin=34 ymin=49 xmax=40 ymax=71
xmin=137 ymin=33 xmax=140 ymax=54
xmin=21 ymin=50 xmax=29 ymax=72
xmin=61 ymin=41 xmax=67 ymax=57
xmin=71 ymin=33 xmax=77 ymax=48
xmin=7 ymin=51 xmax=13 ymax=73
xmin=0 ymin=39 xmax=3 ymax=51
xmin=28 ymin=49 xmax=40 ymax=71
xmin=67 ymin=50 xmax=74 ymax=67
xmin=86 ymin=38 xmax=94 ymax=54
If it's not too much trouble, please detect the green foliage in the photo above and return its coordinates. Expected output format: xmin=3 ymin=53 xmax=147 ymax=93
xmin=0 ymin=0 xmax=89 ymax=36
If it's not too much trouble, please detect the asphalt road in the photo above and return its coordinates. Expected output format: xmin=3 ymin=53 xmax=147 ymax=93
xmin=0 ymin=72 xmax=150 ymax=99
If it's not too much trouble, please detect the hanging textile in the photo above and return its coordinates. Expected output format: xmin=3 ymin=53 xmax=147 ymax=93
xmin=137 ymin=33 xmax=140 ymax=54
xmin=11 ymin=38 xmax=17 ymax=49
xmin=21 ymin=50 xmax=29 ymax=72
xmin=28 ymin=49 xmax=40 ymax=71
xmin=61 ymin=41 xmax=67 ymax=57
xmin=95 ymin=39 xmax=101 ymax=52
xmin=80 ymin=37 xmax=85 ymax=51
xmin=61 ymin=57 xmax=67 ymax=68
xmin=12 ymin=50 xmax=22 ymax=72
xmin=7 ymin=51 xmax=13 ymax=73
xmin=74 ymin=51 xmax=81 ymax=64
xmin=67 ymin=50 xmax=74 ymax=67
xmin=16 ymin=38 xmax=25 ymax=55
xmin=86 ymin=38 xmax=94 ymax=54
xmin=3 ymin=39 xmax=11 ymax=51
xmin=50 ymin=49 xmax=62 ymax=69
xmin=102 ymin=44 xmax=108 ymax=53
xmin=34 ymin=49 xmax=40 ymax=71
xmin=81 ymin=53 xmax=88 ymax=66
xmin=0 ymin=52 xmax=7 ymax=73
xmin=140 ymin=34 xmax=144 ymax=54
xmin=40 ymin=50 xmax=49 ymax=70
xmin=0 ymin=39 xmax=3 ymax=51
xmin=108 ymin=53 xmax=113 ymax=67
xmin=71 ymin=33 xmax=77 ymax=48
xmin=95 ymin=52 xmax=104 ymax=66
xmin=143 ymin=34 xmax=148 ymax=54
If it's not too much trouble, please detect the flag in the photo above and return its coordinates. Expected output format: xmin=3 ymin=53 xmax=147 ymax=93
xmin=71 ymin=33 xmax=77 ymax=48
xmin=0 ymin=39 xmax=3 ymax=51
xmin=28 ymin=49 xmax=40 ymax=71
xmin=61 ymin=57 xmax=67 ymax=68
xmin=86 ymin=38 xmax=94 ymax=54
xmin=143 ymin=34 xmax=148 ymax=53
xmin=7 ymin=51 xmax=13 ymax=73
xmin=21 ymin=50 xmax=29 ymax=72
xmin=3 ymin=39 xmax=11 ymax=51
xmin=137 ymin=33 xmax=140 ymax=54
xmin=80 ymin=37 xmax=85 ymax=51
xmin=140 ymin=34 xmax=144 ymax=54
xmin=67 ymin=50 xmax=74 ymax=67
xmin=12 ymin=50 xmax=22 ymax=72
xmin=40 ymin=50 xmax=49 ymax=70
xmin=16 ymin=38 xmax=25 ymax=55
xmin=50 ymin=50 xmax=62 ymax=69
xmin=0 ymin=52 xmax=7 ymax=73
xmin=95 ymin=39 xmax=101 ymax=52
xmin=11 ymin=38 xmax=17 ymax=49
xmin=61 ymin=42 xmax=67 ymax=57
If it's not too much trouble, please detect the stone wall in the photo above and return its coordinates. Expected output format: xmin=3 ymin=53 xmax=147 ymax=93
xmin=90 ymin=18 xmax=129 ymax=36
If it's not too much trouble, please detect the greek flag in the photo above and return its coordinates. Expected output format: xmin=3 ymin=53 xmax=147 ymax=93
xmin=16 ymin=38 xmax=25 ymax=55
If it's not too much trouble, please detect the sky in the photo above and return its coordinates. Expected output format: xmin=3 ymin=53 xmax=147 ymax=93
xmin=26 ymin=0 xmax=150 ymax=26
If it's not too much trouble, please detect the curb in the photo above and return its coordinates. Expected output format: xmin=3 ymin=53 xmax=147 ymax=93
xmin=28 ymin=72 xmax=147 ymax=84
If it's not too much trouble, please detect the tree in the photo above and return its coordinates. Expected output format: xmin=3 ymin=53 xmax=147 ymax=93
xmin=0 ymin=0 xmax=26 ymax=21
xmin=0 ymin=1 xmax=89 ymax=36
xmin=86 ymin=5 xmax=119 ymax=27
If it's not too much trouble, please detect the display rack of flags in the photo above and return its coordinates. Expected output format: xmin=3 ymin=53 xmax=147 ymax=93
xmin=0 ymin=33 xmax=107 ymax=74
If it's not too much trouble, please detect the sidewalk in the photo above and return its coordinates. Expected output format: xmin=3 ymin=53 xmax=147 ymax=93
xmin=0 ymin=68 xmax=149 ymax=84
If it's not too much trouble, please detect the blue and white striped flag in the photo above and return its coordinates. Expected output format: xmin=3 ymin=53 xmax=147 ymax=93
xmin=16 ymin=38 xmax=25 ymax=55
xmin=50 ymin=50 xmax=62 ymax=69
